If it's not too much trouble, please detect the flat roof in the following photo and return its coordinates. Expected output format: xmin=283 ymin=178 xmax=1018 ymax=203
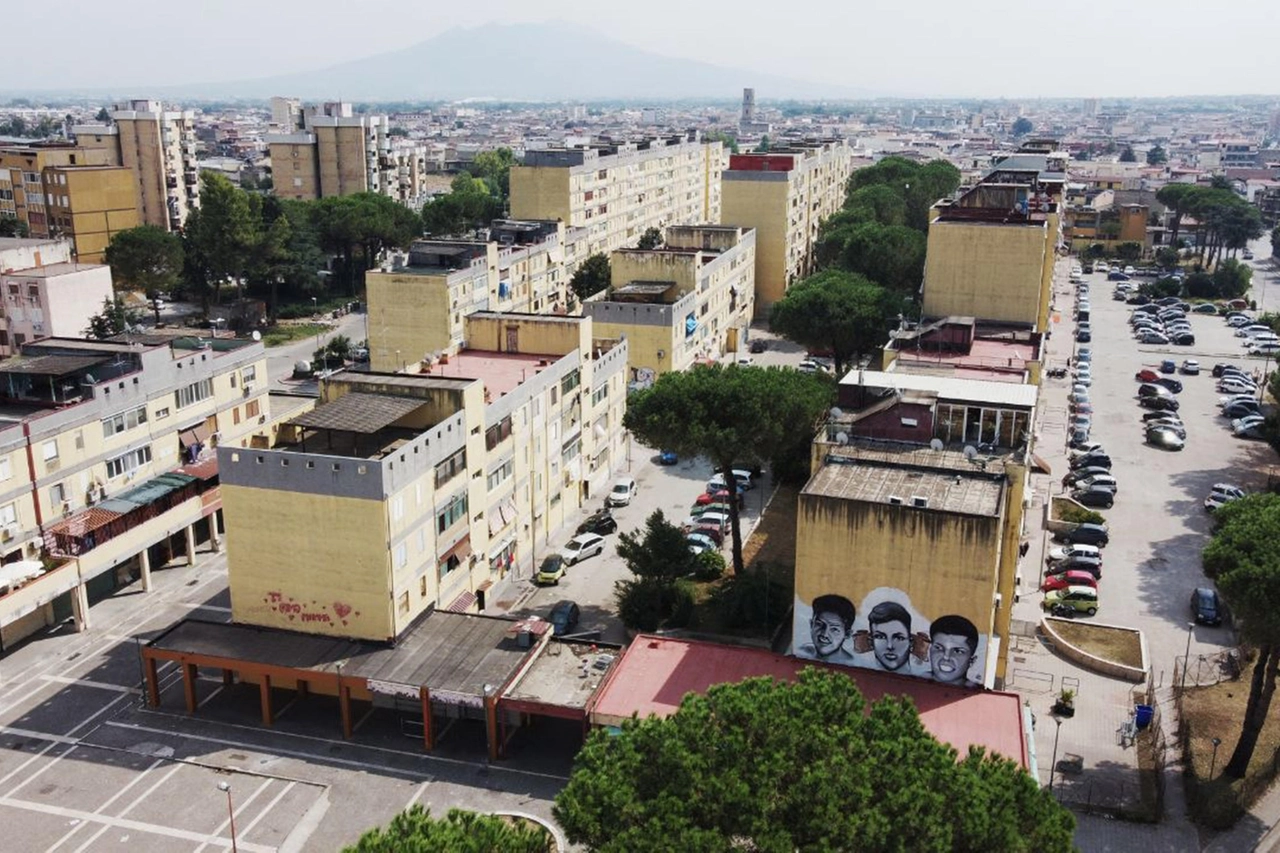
xmin=1 ymin=262 xmax=104 ymax=278
xmin=590 ymin=635 xmax=1027 ymax=768
xmin=840 ymin=370 xmax=1038 ymax=409
xmin=803 ymin=460 xmax=1004 ymax=516
xmin=891 ymin=338 xmax=1037 ymax=383
xmin=0 ymin=353 xmax=108 ymax=375
xmin=504 ymin=640 xmax=618 ymax=712
xmin=429 ymin=350 xmax=563 ymax=397
xmin=290 ymin=392 xmax=423 ymax=434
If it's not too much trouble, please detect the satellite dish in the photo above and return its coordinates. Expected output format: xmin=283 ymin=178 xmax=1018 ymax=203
xmin=835 ymin=431 xmax=849 ymax=445
xmin=251 ymin=331 xmax=262 ymax=341
xmin=830 ymin=407 xmax=844 ymax=419
xmin=963 ymin=445 xmax=979 ymax=460
xmin=930 ymin=438 xmax=944 ymax=451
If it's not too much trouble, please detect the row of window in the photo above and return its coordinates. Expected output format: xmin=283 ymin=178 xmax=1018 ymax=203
xmin=102 ymin=404 xmax=148 ymax=437
xmin=175 ymin=378 xmax=213 ymax=409
xmin=486 ymin=458 xmax=513 ymax=491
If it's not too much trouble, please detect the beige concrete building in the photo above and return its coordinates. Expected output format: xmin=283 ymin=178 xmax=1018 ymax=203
xmin=922 ymin=152 xmax=1067 ymax=332
xmin=365 ymin=221 xmax=586 ymax=371
xmin=0 ymin=147 xmax=139 ymax=263
xmin=720 ymin=140 xmax=854 ymax=319
xmin=218 ymin=313 xmax=629 ymax=641
xmin=584 ymin=225 xmax=756 ymax=378
xmin=74 ymin=100 xmax=201 ymax=231
xmin=266 ymin=101 xmax=433 ymax=208
xmin=0 ymin=335 xmax=271 ymax=650
xmin=510 ymin=133 xmax=725 ymax=256
xmin=0 ymin=237 xmax=72 ymax=274
xmin=0 ymin=263 xmax=115 ymax=355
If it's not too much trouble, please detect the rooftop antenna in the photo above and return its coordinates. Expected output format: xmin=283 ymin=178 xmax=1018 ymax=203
xmin=930 ymin=438 xmax=944 ymax=451
xmin=835 ymin=431 xmax=849 ymax=446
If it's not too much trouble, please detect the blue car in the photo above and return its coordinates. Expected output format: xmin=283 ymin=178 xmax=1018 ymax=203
xmin=659 ymin=450 xmax=679 ymax=465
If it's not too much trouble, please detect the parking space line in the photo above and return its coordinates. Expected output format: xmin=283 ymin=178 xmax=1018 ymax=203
xmin=230 ymin=781 xmax=298 ymax=848
xmin=403 ymin=779 xmax=430 ymax=811
xmin=192 ymin=776 xmax=274 ymax=853
xmin=40 ymin=675 xmax=140 ymax=694
xmin=43 ymin=757 xmax=166 ymax=852
xmin=0 ymin=688 xmax=134 ymax=793
xmin=65 ymin=763 xmax=189 ymax=853
xmin=198 ymin=685 xmax=225 ymax=709
xmin=0 ymin=794 xmax=274 ymax=853
xmin=351 ymin=705 xmax=376 ymax=733
xmin=0 ymin=726 xmax=79 ymax=745
xmin=104 ymin=718 xmax=570 ymax=782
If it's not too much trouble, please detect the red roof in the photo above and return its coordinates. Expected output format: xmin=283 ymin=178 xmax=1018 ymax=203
xmin=589 ymin=635 xmax=1028 ymax=768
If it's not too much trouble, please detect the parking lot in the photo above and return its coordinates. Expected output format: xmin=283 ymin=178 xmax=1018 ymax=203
xmin=1015 ymin=260 xmax=1275 ymax=674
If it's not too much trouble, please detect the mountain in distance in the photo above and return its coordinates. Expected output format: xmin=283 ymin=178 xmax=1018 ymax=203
xmin=180 ymin=20 xmax=873 ymax=102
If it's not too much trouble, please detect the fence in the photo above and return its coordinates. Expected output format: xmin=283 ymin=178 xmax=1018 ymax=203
xmin=1174 ymin=648 xmax=1244 ymax=693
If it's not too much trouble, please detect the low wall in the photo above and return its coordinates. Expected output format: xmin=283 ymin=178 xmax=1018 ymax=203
xmin=1041 ymin=615 xmax=1148 ymax=682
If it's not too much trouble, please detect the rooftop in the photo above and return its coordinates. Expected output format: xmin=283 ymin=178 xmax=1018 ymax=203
xmin=803 ymin=457 xmax=1005 ymax=516
xmin=427 ymin=349 xmax=566 ymax=397
xmin=504 ymin=640 xmax=618 ymax=713
xmin=589 ymin=635 xmax=1027 ymax=768
xmin=891 ymin=337 xmax=1038 ymax=383
xmin=839 ymin=370 xmax=1038 ymax=409
xmin=290 ymin=392 xmax=423 ymax=434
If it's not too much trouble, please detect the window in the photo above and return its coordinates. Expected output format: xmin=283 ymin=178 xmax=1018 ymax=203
xmin=0 ymin=503 xmax=15 ymax=526
xmin=486 ymin=459 xmax=514 ymax=491
xmin=50 ymin=483 xmax=66 ymax=505
xmin=561 ymin=371 xmax=581 ymax=394
xmin=232 ymin=407 xmax=241 ymax=425
xmin=438 ymin=552 xmax=462 ymax=581
xmin=242 ymin=365 xmax=256 ymax=383
xmin=41 ymin=440 xmax=58 ymax=462
xmin=484 ymin=416 xmax=512 ymax=450
xmin=0 ymin=457 xmax=9 ymax=481
xmin=434 ymin=448 xmax=466 ymax=488
xmin=398 ymin=590 xmax=410 ymax=614
xmin=591 ymin=384 xmax=608 ymax=406
xmin=561 ymin=437 xmax=581 ymax=462
xmin=174 ymin=378 xmax=213 ymax=409
xmin=246 ymin=399 xmax=260 ymax=419
xmin=420 ymin=576 xmax=428 ymax=597
xmin=101 ymin=405 xmax=148 ymax=437
xmin=106 ymin=445 xmax=152 ymax=478
xmin=155 ymin=407 xmax=169 ymax=420
xmin=391 ymin=495 xmax=404 ymax=521
xmin=395 ymin=543 xmax=408 ymax=569
xmin=436 ymin=494 xmax=468 ymax=533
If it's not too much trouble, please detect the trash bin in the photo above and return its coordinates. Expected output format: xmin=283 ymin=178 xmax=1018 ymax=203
xmin=1134 ymin=704 xmax=1154 ymax=730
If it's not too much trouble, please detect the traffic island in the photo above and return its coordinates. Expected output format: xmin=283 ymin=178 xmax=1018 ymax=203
xmin=1041 ymin=616 xmax=1148 ymax=682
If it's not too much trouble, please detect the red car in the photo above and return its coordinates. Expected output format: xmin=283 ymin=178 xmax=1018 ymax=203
xmin=690 ymin=523 xmax=725 ymax=545
xmin=695 ymin=489 xmax=743 ymax=507
xmin=1042 ymin=570 xmax=1099 ymax=592
xmin=1135 ymin=368 xmax=1159 ymax=382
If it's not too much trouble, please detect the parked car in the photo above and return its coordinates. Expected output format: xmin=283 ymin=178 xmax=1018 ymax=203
xmin=1139 ymin=396 xmax=1180 ymax=412
xmin=1047 ymin=556 xmax=1103 ymax=578
xmin=1218 ymin=377 xmax=1259 ymax=395
xmin=1146 ymin=425 xmax=1186 ymax=450
xmin=1204 ymin=492 xmax=1242 ymax=512
xmin=1070 ymin=452 xmax=1112 ymax=470
xmin=607 ymin=478 xmax=638 ymax=506
xmin=798 ymin=359 xmax=826 ymax=374
xmin=1075 ymin=475 xmax=1118 ymax=494
xmin=1042 ymin=571 xmax=1099 ymax=593
xmin=715 ymin=468 xmax=757 ymax=490
xmin=1135 ymin=368 xmax=1159 ymax=382
xmin=692 ymin=511 xmax=730 ymax=533
xmin=561 ymin=533 xmax=607 ymax=565
xmin=548 ymin=599 xmax=581 ymax=635
xmin=1247 ymin=342 xmax=1280 ymax=356
xmin=1059 ymin=523 xmax=1110 ymax=546
xmin=1139 ymin=331 xmax=1170 ymax=345
xmin=696 ymin=489 xmax=743 ymax=508
xmin=1233 ymin=419 xmax=1266 ymax=439
xmin=748 ymin=339 xmax=768 ymax=354
xmin=1212 ymin=362 xmax=1243 ymax=377
xmin=1142 ymin=409 xmax=1182 ymax=423
xmin=1063 ymin=465 xmax=1113 ymax=485
xmin=1108 ymin=271 xmax=1131 ymax=281
xmin=1172 ymin=332 xmax=1196 ymax=346
xmin=1076 ymin=329 xmax=1092 ymax=342
xmin=1193 ymin=303 xmax=1219 ymax=314
xmin=535 ymin=555 xmax=567 ymax=586
xmin=1096 ymin=262 xmax=1110 ymax=272
xmin=1180 ymin=360 xmax=1201 ymax=375
xmin=1190 ymin=588 xmax=1223 ymax=626
xmin=658 ymin=449 xmax=679 ymax=465
xmin=1043 ymin=586 xmax=1099 ymax=616
xmin=577 ymin=509 xmax=619 ymax=536
xmin=1155 ymin=377 xmax=1183 ymax=393
xmin=706 ymin=474 xmax=746 ymax=494
xmin=686 ymin=533 xmax=719 ymax=555
xmin=1223 ymin=401 xmax=1262 ymax=419
xmin=1138 ymin=383 xmax=1174 ymax=399
xmin=1148 ymin=421 xmax=1187 ymax=439
xmin=1072 ymin=487 xmax=1115 ymax=509
xmin=688 ymin=524 xmax=724 ymax=546
xmin=1048 ymin=543 xmax=1103 ymax=563
xmin=1070 ymin=442 xmax=1106 ymax=457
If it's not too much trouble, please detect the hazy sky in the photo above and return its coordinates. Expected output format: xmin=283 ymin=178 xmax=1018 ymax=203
xmin=10 ymin=0 xmax=1278 ymax=98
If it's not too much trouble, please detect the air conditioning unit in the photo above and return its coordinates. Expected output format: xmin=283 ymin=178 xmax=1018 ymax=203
xmin=0 ymin=525 xmax=14 ymax=541
xmin=243 ymin=383 xmax=254 ymax=397
xmin=911 ymin=495 xmax=929 ymax=508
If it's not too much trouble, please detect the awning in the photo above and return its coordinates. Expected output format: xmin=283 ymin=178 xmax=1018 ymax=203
xmin=1030 ymin=452 xmax=1052 ymax=475
xmin=445 ymin=591 xmax=477 ymax=613
xmin=179 ymin=424 xmax=211 ymax=449
xmin=487 ymin=500 xmax=517 ymax=536
xmin=439 ymin=535 xmax=472 ymax=564
xmin=0 ymin=560 xmax=45 ymax=589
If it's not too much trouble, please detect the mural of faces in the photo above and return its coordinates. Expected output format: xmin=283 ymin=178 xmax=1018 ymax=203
xmin=793 ymin=589 xmax=985 ymax=687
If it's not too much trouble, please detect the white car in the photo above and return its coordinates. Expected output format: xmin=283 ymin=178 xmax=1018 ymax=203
xmin=1095 ymin=262 xmax=1110 ymax=272
xmin=607 ymin=478 xmax=638 ymax=507
xmin=1048 ymin=543 xmax=1102 ymax=563
xmin=1070 ymin=442 xmax=1106 ymax=457
xmin=561 ymin=533 xmax=606 ymax=565
xmin=1124 ymin=265 xmax=1136 ymax=275
xmin=1220 ymin=394 xmax=1259 ymax=409
xmin=797 ymin=359 xmax=828 ymax=374
xmin=735 ymin=356 xmax=753 ymax=366
xmin=1076 ymin=475 xmax=1118 ymax=493
xmin=1209 ymin=483 xmax=1246 ymax=500
xmin=1205 ymin=493 xmax=1242 ymax=512
xmin=1248 ymin=342 xmax=1280 ymax=356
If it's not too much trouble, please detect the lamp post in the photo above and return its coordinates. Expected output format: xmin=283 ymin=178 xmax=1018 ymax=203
xmin=312 ymin=297 xmax=324 ymax=372
xmin=217 ymin=781 xmax=238 ymax=852
xmin=1210 ymin=737 xmax=1223 ymax=780
xmin=1180 ymin=621 xmax=1195 ymax=694
xmin=1048 ymin=715 xmax=1065 ymax=793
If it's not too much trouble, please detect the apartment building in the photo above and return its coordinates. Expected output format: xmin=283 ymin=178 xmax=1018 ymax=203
xmin=792 ymin=370 xmax=1037 ymax=689
xmin=218 ymin=313 xmax=629 ymax=642
xmin=922 ymin=151 xmax=1066 ymax=332
xmin=73 ymin=100 xmax=202 ymax=231
xmin=509 ymin=132 xmax=725 ymax=256
xmin=0 ymin=237 xmax=73 ymax=273
xmin=266 ymin=101 xmax=433 ymax=207
xmin=0 ymin=335 xmax=271 ymax=649
xmin=0 ymin=146 xmax=139 ymax=263
xmin=365 ymin=221 xmax=586 ymax=371
xmin=720 ymin=140 xmax=854 ymax=319
xmin=0 ymin=263 xmax=114 ymax=355
xmin=583 ymin=225 xmax=756 ymax=378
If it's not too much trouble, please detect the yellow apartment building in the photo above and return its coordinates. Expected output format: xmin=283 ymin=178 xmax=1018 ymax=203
xmin=365 ymin=221 xmax=587 ymax=371
xmin=922 ymin=152 xmax=1066 ymax=332
xmin=0 ymin=146 xmax=139 ymax=263
xmin=74 ymin=99 xmax=201 ymax=231
xmin=792 ymin=371 xmax=1037 ymax=689
xmin=509 ymin=133 xmax=725 ymax=256
xmin=583 ymin=224 xmax=756 ymax=378
xmin=266 ymin=101 xmax=433 ymax=207
xmin=218 ymin=312 xmax=629 ymax=642
xmin=0 ymin=334 xmax=272 ymax=650
xmin=720 ymin=140 xmax=853 ymax=319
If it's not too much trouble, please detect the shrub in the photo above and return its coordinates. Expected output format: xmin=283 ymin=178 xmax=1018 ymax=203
xmin=694 ymin=549 xmax=726 ymax=582
xmin=1060 ymin=504 xmax=1105 ymax=526
xmin=667 ymin=580 xmax=698 ymax=628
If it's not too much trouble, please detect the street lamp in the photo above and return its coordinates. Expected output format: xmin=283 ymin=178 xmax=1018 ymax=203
xmin=1210 ymin=737 xmax=1223 ymax=780
xmin=311 ymin=297 xmax=324 ymax=372
xmin=217 ymin=781 xmax=238 ymax=852
xmin=1180 ymin=621 xmax=1195 ymax=694
xmin=1048 ymin=715 xmax=1065 ymax=793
